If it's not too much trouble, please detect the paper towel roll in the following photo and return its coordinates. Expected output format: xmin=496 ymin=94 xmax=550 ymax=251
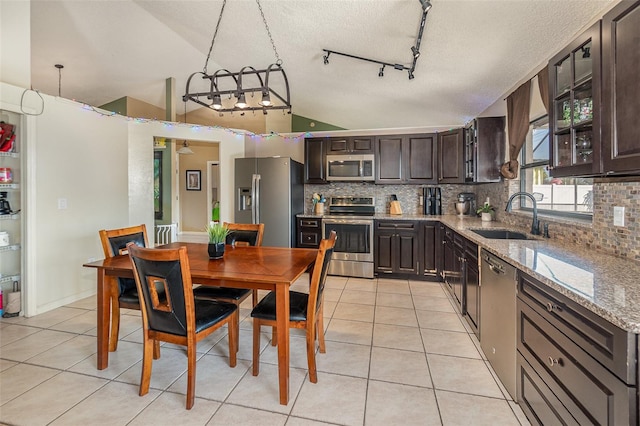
xmin=5 ymin=291 xmax=20 ymax=314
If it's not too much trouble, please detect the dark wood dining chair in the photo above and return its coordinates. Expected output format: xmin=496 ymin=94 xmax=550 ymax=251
xmin=251 ymin=230 xmax=336 ymax=383
xmin=99 ymin=224 xmax=152 ymax=352
xmin=127 ymin=243 xmax=238 ymax=410
xmin=192 ymin=222 xmax=265 ymax=347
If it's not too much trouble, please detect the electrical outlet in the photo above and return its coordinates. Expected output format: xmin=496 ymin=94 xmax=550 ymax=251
xmin=613 ymin=206 xmax=625 ymax=227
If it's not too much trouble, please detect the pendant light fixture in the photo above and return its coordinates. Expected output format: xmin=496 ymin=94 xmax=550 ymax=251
xmin=177 ymin=102 xmax=194 ymax=155
xmin=183 ymin=0 xmax=291 ymax=115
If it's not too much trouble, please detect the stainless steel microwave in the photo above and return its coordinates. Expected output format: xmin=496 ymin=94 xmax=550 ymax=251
xmin=326 ymin=154 xmax=375 ymax=181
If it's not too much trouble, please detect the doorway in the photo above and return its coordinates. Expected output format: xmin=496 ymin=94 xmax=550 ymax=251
xmin=207 ymin=161 xmax=220 ymax=223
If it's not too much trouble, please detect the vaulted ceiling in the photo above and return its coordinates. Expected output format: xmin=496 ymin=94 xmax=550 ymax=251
xmin=30 ymin=0 xmax=614 ymax=131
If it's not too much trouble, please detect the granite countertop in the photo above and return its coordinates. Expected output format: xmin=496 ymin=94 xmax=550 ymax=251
xmin=297 ymin=212 xmax=640 ymax=333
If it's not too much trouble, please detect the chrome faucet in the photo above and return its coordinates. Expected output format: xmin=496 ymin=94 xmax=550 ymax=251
xmin=505 ymin=192 xmax=540 ymax=235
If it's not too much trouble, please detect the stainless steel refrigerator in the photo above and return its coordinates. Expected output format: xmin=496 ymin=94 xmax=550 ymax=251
xmin=234 ymin=157 xmax=304 ymax=247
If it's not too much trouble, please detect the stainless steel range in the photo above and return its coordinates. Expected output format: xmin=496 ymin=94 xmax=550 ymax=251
xmin=322 ymin=196 xmax=375 ymax=279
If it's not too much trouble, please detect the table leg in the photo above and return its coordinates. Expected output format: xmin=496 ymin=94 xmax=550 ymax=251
xmin=275 ymin=283 xmax=290 ymax=405
xmin=96 ymin=270 xmax=110 ymax=370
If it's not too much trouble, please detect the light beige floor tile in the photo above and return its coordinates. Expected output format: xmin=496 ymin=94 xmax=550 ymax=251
xmin=428 ymin=354 xmax=503 ymax=398
xmin=0 ymin=329 xmax=76 ymax=362
xmin=369 ymin=346 xmax=431 ymax=387
xmin=69 ymin=340 xmax=145 ymax=380
xmin=374 ymin=305 xmax=418 ymax=327
xmin=316 ymin=340 xmax=371 ymax=378
xmin=344 ymin=278 xmax=377 ymax=293
xmin=365 ymin=380 xmax=440 ymax=425
xmin=131 ymin=391 xmax=220 ymax=425
xmin=325 ymin=275 xmax=348 ymax=289
xmin=0 ymin=324 xmax=40 ymax=346
xmin=332 ymin=302 xmax=375 ymax=322
xmin=415 ymin=309 xmax=466 ymax=332
xmin=207 ymin=403 xmax=287 ymax=426
xmin=163 ymin=325 xmax=227 ymax=354
xmin=508 ymin=400 xmax=532 ymax=426
xmin=339 ymin=289 xmax=376 ymax=305
xmin=291 ymin=372 xmax=367 ymax=426
xmin=113 ymin=314 xmax=144 ymax=344
xmin=325 ymin=319 xmax=373 ymax=346
xmin=0 ymin=371 xmax=107 ymax=426
xmin=409 ymin=281 xmax=449 ymax=298
xmin=0 ymin=363 xmax=59 ymax=405
xmin=322 ymin=300 xmax=337 ymax=318
xmin=48 ymin=310 xmax=97 ymax=334
xmin=50 ymin=380 xmax=159 ymax=425
xmin=116 ymin=346 xmax=193 ymax=390
xmin=373 ymin=323 xmax=424 ymax=352
xmin=437 ymin=389 xmax=520 ymax=425
xmin=375 ymin=292 xmax=414 ymax=309
xmin=258 ymin=335 xmax=315 ymax=370
xmin=26 ymin=334 xmax=95 ymax=370
xmin=7 ymin=307 xmax=86 ymax=329
xmin=412 ymin=295 xmax=455 ymax=313
xmin=0 ymin=358 xmax=18 ymax=372
xmin=322 ymin=288 xmax=343 ymax=303
xmin=421 ymin=329 xmax=481 ymax=359
xmin=286 ymin=417 xmax=337 ymax=425
xmin=64 ymin=294 xmax=97 ymax=310
xmin=377 ymin=278 xmax=410 ymax=294
xmin=209 ymin=326 xmax=267 ymax=361
xmin=226 ymin=363 xmax=307 ymax=414
xmin=168 ymin=355 xmax=252 ymax=402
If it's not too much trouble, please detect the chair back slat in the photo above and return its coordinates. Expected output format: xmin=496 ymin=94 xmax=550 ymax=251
xmin=224 ymin=222 xmax=264 ymax=247
xmin=128 ymin=244 xmax=194 ymax=337
xmin=309 ymin=231 xmax=337 ymax=315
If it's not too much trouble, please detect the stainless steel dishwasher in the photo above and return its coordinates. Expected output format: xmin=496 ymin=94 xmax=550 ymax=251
xmin=480 ymin=249 xmax=517 ymax=400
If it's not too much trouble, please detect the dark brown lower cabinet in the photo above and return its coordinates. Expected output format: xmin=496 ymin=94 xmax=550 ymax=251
xmin=464 ymin=241 xmax=479 ymax=336
xmin=296 ymin=217 xmax=322 ymax=248
xmin=517 ymin=271 xmax=637 ymax=425
xmin=421 ymin=221 xmax=439 ymax=280
xmin=374 ymin=220 xmax=419 ymax=276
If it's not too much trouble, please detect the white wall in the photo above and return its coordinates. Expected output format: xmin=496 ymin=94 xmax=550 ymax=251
xmin=0 ymin=0 xmax=30 ymax=89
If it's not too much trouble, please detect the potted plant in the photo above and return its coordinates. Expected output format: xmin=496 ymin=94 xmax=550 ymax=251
xmin=205 ymin=222 xmax=230 ymax=259
xmin=477 ymin=202 xmax=495 ymax=222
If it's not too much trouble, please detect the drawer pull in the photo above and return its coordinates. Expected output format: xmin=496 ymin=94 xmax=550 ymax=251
xmin=546 ymin=302 xmax=561 ymax=313
xmin=548 ymin=356 xmax=563 ymax=367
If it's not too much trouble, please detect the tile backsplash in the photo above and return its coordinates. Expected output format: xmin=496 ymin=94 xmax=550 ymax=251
xmin=305 ymin=178 xmax=640 ymax=263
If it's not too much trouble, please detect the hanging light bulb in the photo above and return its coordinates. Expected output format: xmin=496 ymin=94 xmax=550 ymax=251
xmin=212 ymin=94 xmax=222 ymax=110
xmin=235 ymin=92 xmax=247 ymax=109
xmin=260 ymin=91 xmax=272 ymax=107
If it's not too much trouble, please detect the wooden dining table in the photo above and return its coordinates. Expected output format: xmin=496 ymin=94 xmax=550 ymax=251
xmin=83 ymin=242 xmax=318 ymax=405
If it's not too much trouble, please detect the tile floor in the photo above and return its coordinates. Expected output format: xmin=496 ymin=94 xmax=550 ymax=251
xmin=0 ymin=275 xmax=531 ymax=426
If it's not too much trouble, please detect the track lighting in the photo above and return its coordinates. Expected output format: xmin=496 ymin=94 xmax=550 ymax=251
xmin=260 ymin=91 xmax=271 ymax=107
xmin=408 ymin=71 xmax=415 ymax=80
xmin=379 ymin=66 xmax=385 ymax=77
xmin=212 ymin=93 xmax=222 ymax=110
xmin=411 ymin=46 xmax=420 ymax=59
xmin=419 ymin=0 xmax=432 ymax=12
xmin=323 ymin=53 xmax=330 ymax=65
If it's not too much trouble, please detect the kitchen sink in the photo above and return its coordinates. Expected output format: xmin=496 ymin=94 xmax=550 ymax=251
xmin=470 ymin=229 xmax=529 ymax=240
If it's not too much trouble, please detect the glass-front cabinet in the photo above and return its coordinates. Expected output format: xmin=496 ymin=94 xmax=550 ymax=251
xmin=549 ymin=21 xmax=601 ymax=177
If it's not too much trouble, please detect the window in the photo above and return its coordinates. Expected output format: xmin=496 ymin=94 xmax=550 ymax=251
xmin=520 ymin=115 xmax=593 ymax=217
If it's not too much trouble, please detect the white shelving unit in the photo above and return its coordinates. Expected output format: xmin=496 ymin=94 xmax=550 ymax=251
xmin=0 ymin=111 xmax=22 ymax=316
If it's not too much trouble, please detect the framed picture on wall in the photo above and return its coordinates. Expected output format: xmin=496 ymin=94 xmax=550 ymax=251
xmin=186 ymin=170 xmax=201 ymax=191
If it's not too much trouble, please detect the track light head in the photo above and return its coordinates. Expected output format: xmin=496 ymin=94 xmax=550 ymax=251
xmin=411 ymin=46 xmax=420 ymax=59
xmin=378 ymin=66 xmax=385 ymax=77
xmin=323 ymin=51 xmax=330 ymax=65
xmin=260 ymin=91 xmax=272 ymax=107
xmin=235 ymin=93 xmax=247 ymax=109
xmin=419 ymin=0 xmax=432 ymax=12
xmin=408 ymin=70 xmax=415 ymax=80
xmin=212 ymin=93 xmax=222 ymax=110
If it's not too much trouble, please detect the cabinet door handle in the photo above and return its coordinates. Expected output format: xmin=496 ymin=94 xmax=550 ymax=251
xmin=548 ymin=356 xmax=562 ymax=367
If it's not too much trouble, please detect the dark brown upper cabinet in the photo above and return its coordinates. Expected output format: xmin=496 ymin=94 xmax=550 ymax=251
xmin=465 ymin=117 xmax=505 ymax=183
xmin=375 ymin=134 xmax=437 ymax=184
xmin=548 ymin=21 xmax=602 ymax=177
xmin=304 ymin=137 xmax=326 ymax=183
xmin=437 ymin=128 xmax=464 ymax=183
xmin=601 ymin=0 xmax=640 ymax=175
xmin=327 ymin=136 xmax=374 ymax=154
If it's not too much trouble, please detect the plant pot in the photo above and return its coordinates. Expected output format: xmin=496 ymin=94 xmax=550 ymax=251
xmin=314 ymin=202 xmax=325 ymax=215
xmin=481 ymin=212 xmax=493 ymax=222
xmin=208 ymin=242 xmax=225 ymax=259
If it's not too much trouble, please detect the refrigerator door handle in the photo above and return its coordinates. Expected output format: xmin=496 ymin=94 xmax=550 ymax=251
xmin=251 ymin=174 xmax=258 ymax=224
xmin=254 ymin=174 xmax=261 ymax=224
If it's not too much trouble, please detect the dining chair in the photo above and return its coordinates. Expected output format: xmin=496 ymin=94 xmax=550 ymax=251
xmin=251 ymin=230 xmax=336 ymax=383
xmin=99 ymin=224 xmax=154 ymax=352
xmin=192 ymin=222 xmax=265 ymax=314
xmin=127 ymin=243 xmax=238 ymax=410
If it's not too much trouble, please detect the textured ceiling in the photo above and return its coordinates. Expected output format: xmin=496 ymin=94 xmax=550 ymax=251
xmin=30 ymin=0 xmax=614 ymax=131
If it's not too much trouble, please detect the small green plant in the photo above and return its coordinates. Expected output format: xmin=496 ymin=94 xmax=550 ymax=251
xmin=205 ymin=222 xmax=230 ymax=244
xmin=476 ymin=202 xmax=495 ymax=215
